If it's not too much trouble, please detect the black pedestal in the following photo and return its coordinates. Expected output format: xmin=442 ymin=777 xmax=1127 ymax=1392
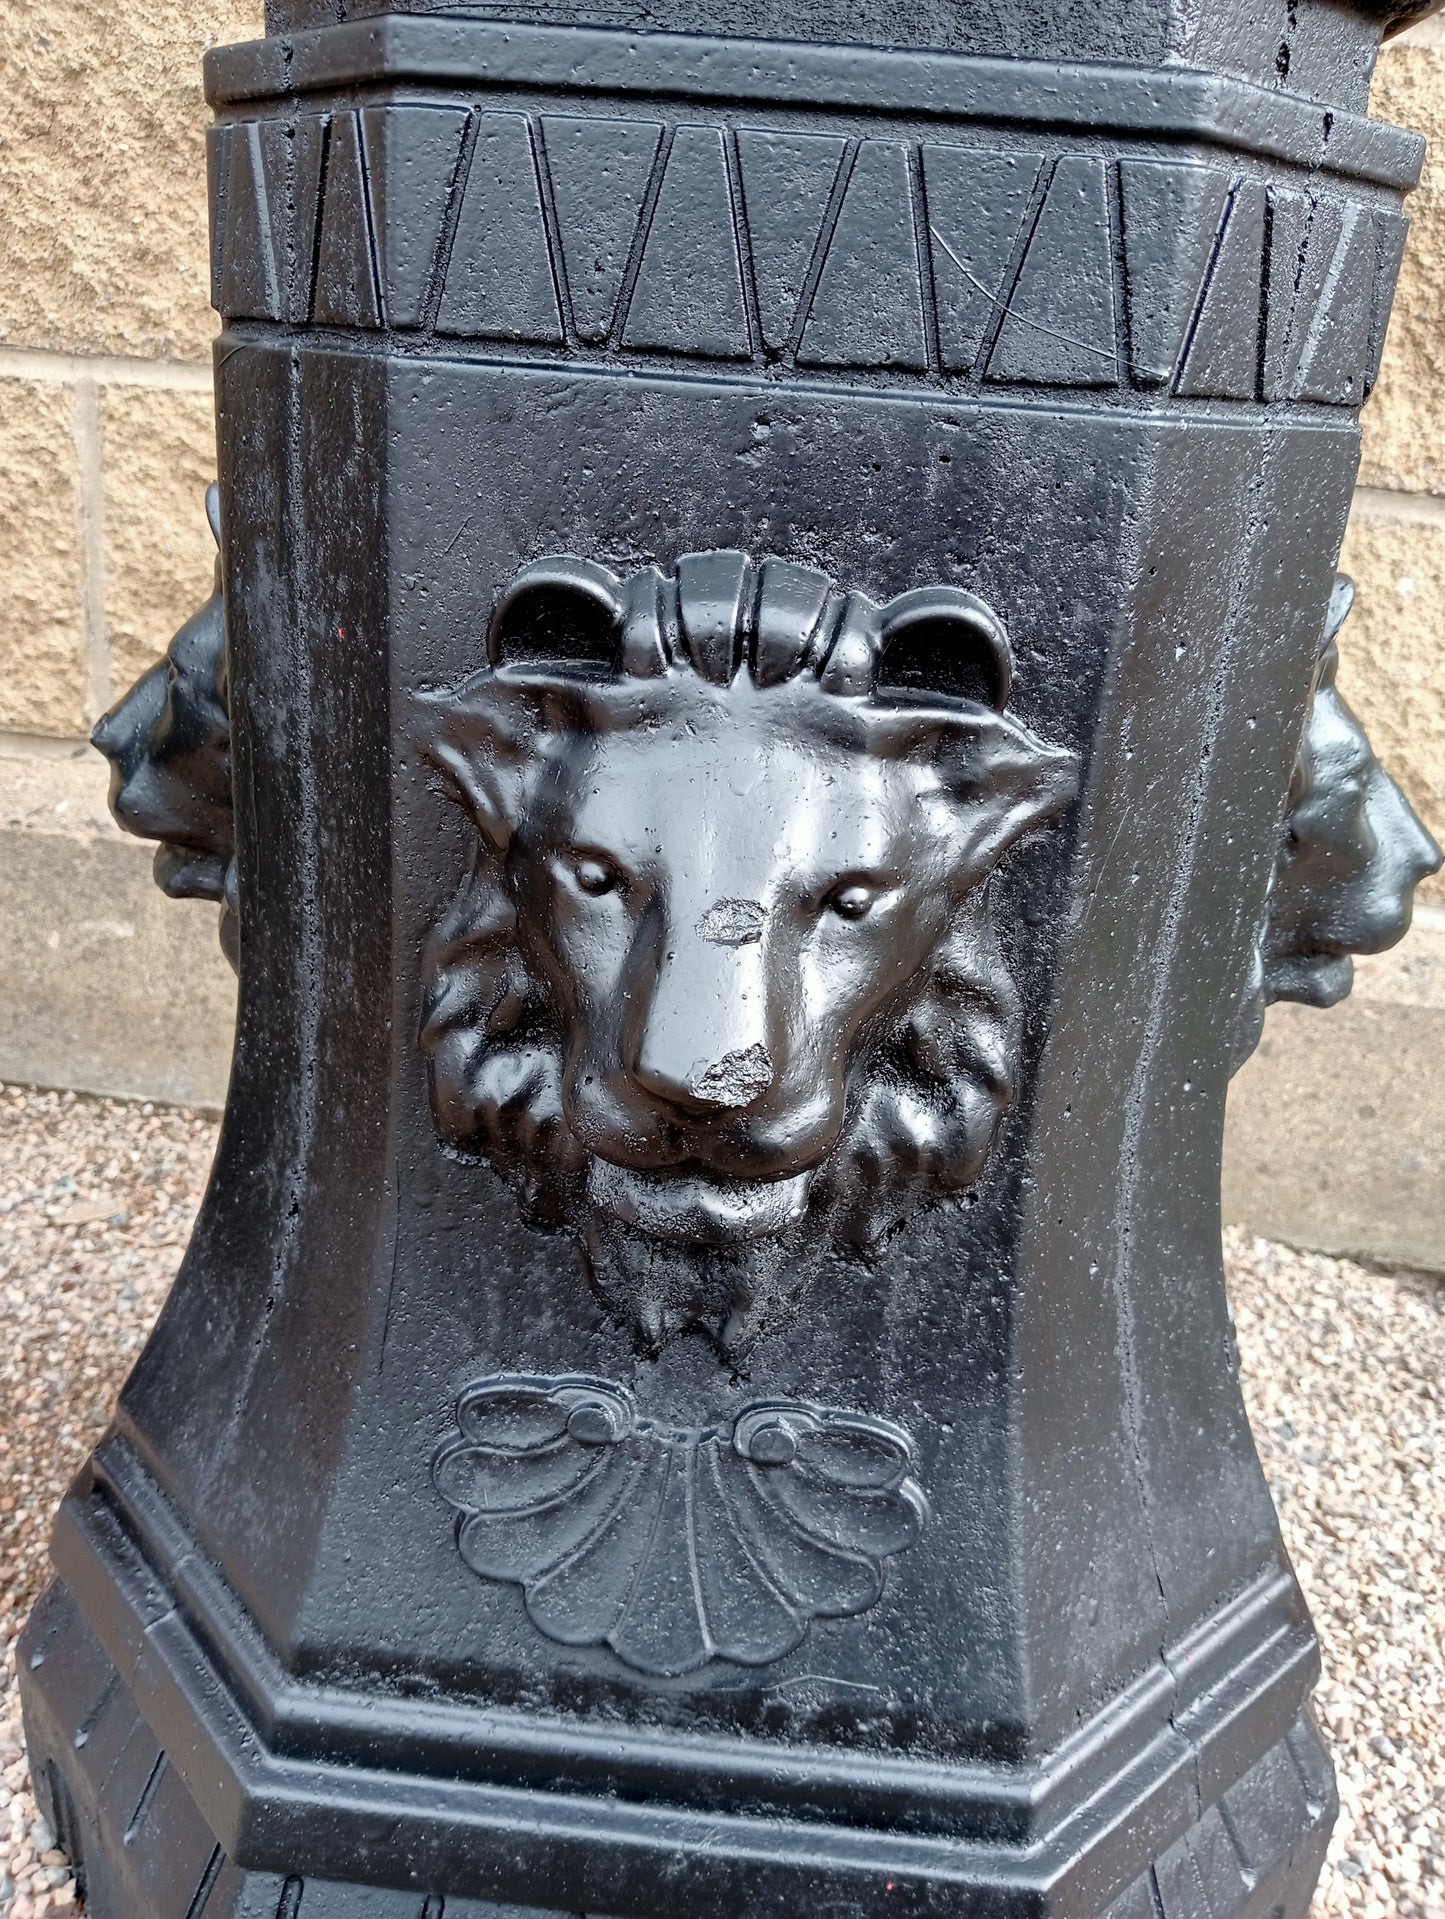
xmin=23 ymin=3 xmax=1435 ymax=1913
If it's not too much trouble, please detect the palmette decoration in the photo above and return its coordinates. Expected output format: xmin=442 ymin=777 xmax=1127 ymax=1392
xmin=433 ymin=1373 xmax=928 ymax=1677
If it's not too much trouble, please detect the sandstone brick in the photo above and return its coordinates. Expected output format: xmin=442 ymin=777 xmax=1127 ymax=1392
xmin=0 ymin=0 xmax=264 ymax=362
xmin=1336 ymin=512 xmax=1445 ymax=902
xmin=100 ymin=385 xmax=219 ymax=700
xmin=1361 ymin=43 xmax=1445 ymax=493
xmin=0 ymin=378 xmax=88 ymax=738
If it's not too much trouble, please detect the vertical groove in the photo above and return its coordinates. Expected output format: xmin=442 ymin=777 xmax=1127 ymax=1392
xmin=305 ymin=117 xmax=334 ymax=327
xmin=419 ymin=112 xmax=473 ymax=331
xmin=1282 ymin=193 xmax=1323 ymax=397
xmin=533 ymin=117 xmax=579 ymax=348
xmin=42 ymin=1761 xmax=77 ymax=1867
xmin=71 ymin=374 xmax=108 ymax=724
xmin=1291 ymin=205 xmax=1354 ymax=400
xmin=247 ymin=124 xmax=280 ymax=319
xmin=1106 ymin=157 xmax=1131 ymax=391
xmin=351 ymin=109 xmax=385 ymax=323
xmin=281 ymin=117 xmax=301 ymax=326
xmin=974 ymin=155 xmax=1051 ymax=382
xmin=74 ymin=1672 xmax=119 ymax=1749
xmin=421 ymin=107 xmax=479 ymax=335
xmin=23 ymin=1595 xmax=68 ymax=1669
xmin=1171 ymin=178 xmax=1237 ymax=395
xmin=1257 ymin=193 xmax=1276 ymax=404
xmin=184 ymin=1846 xmax=224 ymax=1919
xmin=723 ymin=127 xmax=762 ymax=362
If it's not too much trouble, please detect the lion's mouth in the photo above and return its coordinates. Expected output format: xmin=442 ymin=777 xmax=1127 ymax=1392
xmin=586 ymin=1160 xmax=814 ymax=1246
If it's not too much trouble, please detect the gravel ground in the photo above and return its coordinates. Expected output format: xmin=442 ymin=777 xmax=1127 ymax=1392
xmin=1227 ymin=1227 xmax=1443 ymax=1916
xmin=0 ymin=1084 xmax=1439 ymax=1917
xmin=0 ymin=1085 xmax=217 ymax=1918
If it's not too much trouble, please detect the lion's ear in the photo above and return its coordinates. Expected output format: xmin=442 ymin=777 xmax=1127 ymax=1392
xmin=419 ymin=560 xmax=626 ymax=852
xmin=419 ymin=679 xmax=551 ymax=857
xmin=864 ymin=702 xmax=1078 ymax=886
xmin=930 ymin=708 xmax=1079 ymax=885
xmin=874 ymin=586 xmax=1013 ymax=708
xmin=489 ymin=557 xmax=626 ymax=671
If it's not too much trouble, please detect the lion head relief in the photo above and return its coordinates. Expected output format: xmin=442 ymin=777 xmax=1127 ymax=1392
xmin=417 ymin=552 xmax=1078 ymax=1358
xmin=1262 ymin=574 xmax=1441 ymax=1009
xmin=1232 ymin=574 xmax=1442 ymax=1068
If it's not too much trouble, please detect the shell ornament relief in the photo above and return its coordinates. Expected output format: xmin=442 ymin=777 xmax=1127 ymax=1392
xmin=432 ymin=1374 xmax=929 ymax=1677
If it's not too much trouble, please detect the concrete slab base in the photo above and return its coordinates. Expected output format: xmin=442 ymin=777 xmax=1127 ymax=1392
xmin=1223 ymin=918 xmax=1445 ymax=1274
xmin=0 ymin=745 xmax=234 ymax=1111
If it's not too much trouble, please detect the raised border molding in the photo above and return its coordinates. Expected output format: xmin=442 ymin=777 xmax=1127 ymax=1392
xmin=203 ymin=18 xmax=1425 ymax=188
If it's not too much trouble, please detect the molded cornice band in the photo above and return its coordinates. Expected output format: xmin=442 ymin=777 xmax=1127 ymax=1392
xmin=204 ymin=17 xmax=1426 ymax=188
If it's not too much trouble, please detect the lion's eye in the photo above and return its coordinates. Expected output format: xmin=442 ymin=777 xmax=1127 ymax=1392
xmin=571 ymin=855 xmax=621 ymax=897
xmin=827 ymin=883 xmax=876 ymax=921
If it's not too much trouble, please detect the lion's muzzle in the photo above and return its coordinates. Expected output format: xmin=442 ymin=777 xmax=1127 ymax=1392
xmin=587 ymin=1160 xmax=812 ymax=1245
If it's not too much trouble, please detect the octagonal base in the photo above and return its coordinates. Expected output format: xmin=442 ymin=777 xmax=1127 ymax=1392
xmin=22 ymin=1572 xmax=1335 ymax=1919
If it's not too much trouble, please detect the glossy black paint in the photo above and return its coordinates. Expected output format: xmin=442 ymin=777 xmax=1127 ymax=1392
xmin=28 ymin=0 xmax=1444 ymax=1914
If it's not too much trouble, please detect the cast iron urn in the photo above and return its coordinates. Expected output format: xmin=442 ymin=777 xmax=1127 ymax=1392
xmin=20 ymin=0 xmax=1445 ymax=1913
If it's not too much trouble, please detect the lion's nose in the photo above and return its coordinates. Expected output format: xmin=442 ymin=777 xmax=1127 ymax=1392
xmin=636 ymin=1040 xmax=775 ymax=1113
xmin=687 ymin=1043 xmax=775 ymax=1109
xmin=633 ymin=935 xmax=774 ymax=1113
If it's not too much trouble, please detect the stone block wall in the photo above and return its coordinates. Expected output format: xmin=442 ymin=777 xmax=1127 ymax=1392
xmin=1342 ymin=20 xmax=1445 ymax=908
xmin=0 ymin=0 xmax=1441 ymax=1266
xmin=0 ymin=0 xmax=261 ymax=1108
xmin=0 ymin=1 xmax=261 ymax=744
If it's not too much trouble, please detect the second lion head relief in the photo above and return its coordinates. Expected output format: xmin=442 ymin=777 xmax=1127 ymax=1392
xmin=416 ymin=552 xmax=1078 ymax=1359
